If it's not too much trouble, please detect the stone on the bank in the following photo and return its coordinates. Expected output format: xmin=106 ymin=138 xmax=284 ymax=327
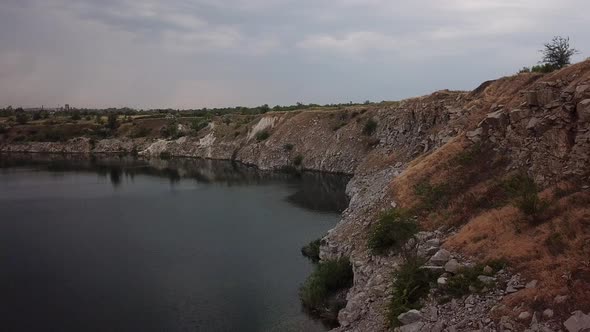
xmin=525 ymin=280 xmax=538 ymax=289
xmin=397 ymin=309 xmax=423 ymax=325
xmin=518 ymin=311 xmax=531 ymax=320
xmin=399 ymin=321 xmax=425 ymax=332
xmin=437 ymin=277 xmax=448 ymax=286
xmin=444 ymin=259 xmax=462 ymax=274
xmin=564 ymin=311 xmax=590 ymax=332
xmin=429 ymin=249 xmax=451 ymax=266
xmin=478 ymin=275 xmax=496 ymax=284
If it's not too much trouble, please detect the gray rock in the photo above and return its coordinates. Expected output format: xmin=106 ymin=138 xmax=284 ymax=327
xmin=437 ymin=277 xmax=448 ymax=286
xmin=525 ymin=280 xmax=538 ymax=289
xmin=564 ymin=311 xmax=590 ymax=332
xmin=478 ymin=275 xmax=496 ymax=284
xmin=398 ymin=309 xmax=423 ymax=325
xmin=429 ymin=249 xmax=451 ymax=266
xmin=399 ymin=321 xmax=425 ymax=332
xmin=466 ymin=128 xmax=483 ymax=143
xmin=483 ymin=265 xmax=494 ymax=274
xmin=518 ymin=311 xmax=531 ymax=321
xmin=543 ymin=309 xmax=554 ymax=319
xmin=444 ymin=259 xmax=462 ymax=274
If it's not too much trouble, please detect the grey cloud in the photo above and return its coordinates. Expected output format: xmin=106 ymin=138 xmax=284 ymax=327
xmin=0 ymin=0 xmax=589 ymax=109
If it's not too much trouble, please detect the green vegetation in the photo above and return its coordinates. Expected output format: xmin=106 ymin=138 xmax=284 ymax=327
xmin=301 ymin=239 xmax=321 ymax=262
xmin=368 ymin=209 xmax=419 ymax=255
xmin=502 ymin=174 xmax=548 ymax=223
xmin=255 ymin=130 xmax=270 ymax=141
xmin=519 ymin=36 xmax=578 ymax=74
xmin=389 ymin=257 xmax=437 ymax=327
xmin=15 ymin=110 xmax=28 ymax=125
xmin=414 ymin=181 xmax=451 ymax=211
xmin=453 ymin=143 xmax=482 ymax=166
xmin=293 ymin=154 xmax=303 ymax=166
xmin=107 ymin=113 xmax=118 ymax=130
xmin=0 ymin=124 xmax=7 ymax=134
xmin=283 ymin=143 xmax=294 ymax=151
xmin=363 ymin=118 xmax=378 ymax=136
xmin=191 ymin=118 xmax=209 ymax=132
xmin=300 ymin=257 xmax=353 ymax=312
xmin=159 ymin=151 xmax=171 ymax=160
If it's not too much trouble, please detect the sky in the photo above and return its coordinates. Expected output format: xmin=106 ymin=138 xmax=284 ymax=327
xmin=0 ymin=0 xmax=589 ymax=109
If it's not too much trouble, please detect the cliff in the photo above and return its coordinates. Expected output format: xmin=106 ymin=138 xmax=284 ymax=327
xmin=2 ymin=59 xmax=590 ymax=331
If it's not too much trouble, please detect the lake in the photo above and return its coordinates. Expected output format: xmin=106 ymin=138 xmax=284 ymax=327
xmin=0 ymin=154 xmax=349 ymax=332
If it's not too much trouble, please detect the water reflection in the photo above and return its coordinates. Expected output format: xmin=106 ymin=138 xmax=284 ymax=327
xmin=0 ymin=153 xmax=350 ymax=213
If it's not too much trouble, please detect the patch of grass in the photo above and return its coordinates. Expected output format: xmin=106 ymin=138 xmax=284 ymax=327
xmin=368 ymin=209 xmax=418 ymax=255
xmin=441 ymin=262 xmax=502 ymax=298
xmin=414 ymin=181 xmax=451 ymax=211
xmin=453 ymin=143 xmax=482 ymax=166
xmin=256 ymin=130 xmax=270 ymax=141
xmin=129 ymin=126 xmax=151 ymax=138
xmin=301 ymin=239 xmax=321 ymax=262
xmin=545 ymin=233 xmax=567 ymax=255
xmin=389 ymin=257 xmax=437 ymax=327
xmin=362 ymin=118 xmax=378 ymax=136
xmin=300 ymin=257 xmax=353 ymax=311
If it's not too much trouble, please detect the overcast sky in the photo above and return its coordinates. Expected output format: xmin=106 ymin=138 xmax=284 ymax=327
xmin=1 ymin=0 xmax=588 ymax=109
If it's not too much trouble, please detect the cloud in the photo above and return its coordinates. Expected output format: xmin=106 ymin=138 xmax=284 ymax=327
xmin=0 ymin=0 xmax=589 ymax=108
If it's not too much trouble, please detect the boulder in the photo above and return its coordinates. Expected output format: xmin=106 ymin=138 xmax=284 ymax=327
xmin=483 ymin=265 xmax=494 ymax=274
xmin=437 ymin=277 xmax=448 ymax=286
xmin=575 ymin=84 xmax=590 ymax=101
xmin=518 ymin=311 xmax=531 ymax=320
xmin=525 ymin=280 xmax=538 ymax=289
xmin=399 ymin=321 xmax=425 ymax=332
xmin=564 ymin=311 xmax=590 ymax=332
xmin=444 ymin=259 xmax=462 ymax=274
xmin=429 ymin=249 xmax=451 ymax=266
xmin=398 ymin=309 xmax=423 ymax=325
xmin=478 ymin=275 xmax=496 ymax=284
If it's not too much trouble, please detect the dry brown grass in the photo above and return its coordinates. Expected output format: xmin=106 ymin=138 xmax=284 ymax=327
xmin=446 ymin=188 xmax=590 ymax=317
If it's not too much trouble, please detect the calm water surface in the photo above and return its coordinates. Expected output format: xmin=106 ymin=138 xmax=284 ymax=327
xmin=0 ymin=154 xmax=349 ymax=332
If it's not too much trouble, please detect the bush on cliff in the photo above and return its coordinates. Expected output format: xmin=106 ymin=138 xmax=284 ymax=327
xmin=389 ymin=256 xmax=436 ymax=327
xmin=256 ymin=130 xmax=270 ymax=141
xmin=368 ymin=209 xmax=418 ymax=255
xmin=301 ymin=238 xmax=321 ymax=262
xmin=502 ymin=174 xmax=548 ymax=223
xmin=363 ymin=118 xmax=377 ymax=136
xmin=300 ymin=257 xmax=353 ymax=313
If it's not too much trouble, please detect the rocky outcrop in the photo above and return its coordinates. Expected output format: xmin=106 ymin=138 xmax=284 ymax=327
xmin=3 ymin=60 xmax=590 ymax=331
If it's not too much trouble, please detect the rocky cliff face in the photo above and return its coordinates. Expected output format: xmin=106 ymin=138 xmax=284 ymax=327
xmin=2 ymin=60 xmax=590 ymax=332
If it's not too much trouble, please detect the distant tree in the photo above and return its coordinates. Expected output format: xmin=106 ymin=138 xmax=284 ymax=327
xmin=71 ymin=110 xmax=81 ymax=121
xmin=15 ymin=108 xmax=28 ymax=125
xmin=540 ymin=36 xmax=579 ymax=69
xmin=107 ymin=113 xmax=118 ymax=130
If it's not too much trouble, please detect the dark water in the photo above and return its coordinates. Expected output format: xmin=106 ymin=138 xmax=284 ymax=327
xmin=0 ymin=154 xmax=349 ymax=332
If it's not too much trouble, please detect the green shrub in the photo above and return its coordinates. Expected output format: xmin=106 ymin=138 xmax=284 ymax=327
xmin=107 ymin=113 xmax=119 ymax=130
xmin=293 ymin=155 xmax=303 ymax=166
xmin=159 ymin=151 xmax=171 ymax=160
xmin=363 ymin=118 xmax=378 ymax=136
xmin=15 ymin=112 xmax=28 ymax=125
xmin=300 ymin=257 xmax=353 ymax=310
xmin=414 ymin=181 xmax=450 ymax=211
xmin=191 ymin=119 xmax=209 ymax=132
xmin=389 ymin=257 xmax=436 ymax=327
xmin=301 ymin=239 xmax=321 ymax=262
xmin=441 ymin=261 xmax=503 ymax=299
xmin=256 ymin=130 xmax=270 ymax=141
xmin=0 ymin=124 xmax=7 ymax=134
xmin=502 ymin=174 xmax=548 ymax=223
xmin=368 ymin=209 xmax=418 ymax=255
xmin=283 ymin=143 xmax=294 ymax=151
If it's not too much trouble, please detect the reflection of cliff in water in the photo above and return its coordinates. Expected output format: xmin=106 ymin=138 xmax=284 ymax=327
xmin=0 ymin=153 xmax=350 ymax=213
